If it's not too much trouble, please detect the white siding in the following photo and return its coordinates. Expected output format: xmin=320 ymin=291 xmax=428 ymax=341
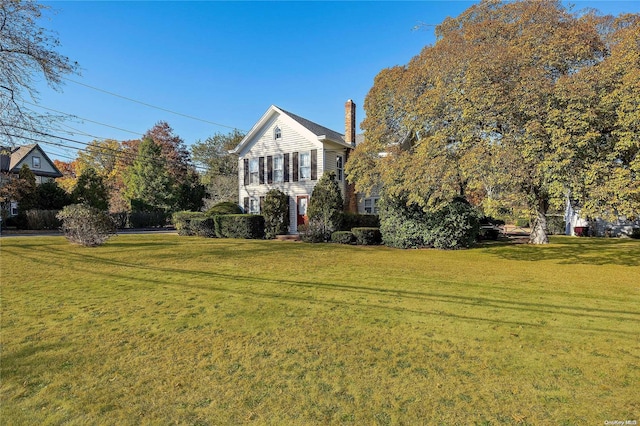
xmin=15 ymin=148 xmax=58 ymax=176
xmin=238 ymin=112 xmax=328 ymax=234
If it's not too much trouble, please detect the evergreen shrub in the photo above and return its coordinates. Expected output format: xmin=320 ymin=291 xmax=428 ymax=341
xmin=24 ymin=209 xmax=61 ymax=230
xmin=172 ymin=211 xmax=206 ymax=236
xmin=191 ymin=217 xmax=216 ymax=238
xmin=263 ymin=189 xmax=289 ymax=239
xmin=214 ymin=214 xmax=265 ymax=239
xmin=206 ymin=201 xmax=242 ymax=216
xmin=352 ymin=227 xmax=382 ymax=245
xmin=339 ymin=212 xmax=380 ymax=231
xmin=331 ymin=230 xmax=355 ymax=244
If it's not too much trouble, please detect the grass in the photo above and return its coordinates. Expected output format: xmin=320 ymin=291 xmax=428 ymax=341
xmin=1 ymin=234 xmax=639 ymax=425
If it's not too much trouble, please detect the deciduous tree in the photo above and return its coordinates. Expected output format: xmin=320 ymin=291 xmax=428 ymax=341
xmin=0 ymin=0 xmax=79 ymax=143
xmin=347 ymin=0 xmax=634 ymax=244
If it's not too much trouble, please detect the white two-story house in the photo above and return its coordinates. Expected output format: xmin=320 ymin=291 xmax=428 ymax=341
xmin=232 ymin=100 xmax=370 ymax=234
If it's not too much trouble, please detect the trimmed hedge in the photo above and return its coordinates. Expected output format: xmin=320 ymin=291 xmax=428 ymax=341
xmin=214 ymin=214 xmax=265 ymax=239
xmin=129 ymin=211 xmax=167 ymax=228
xmin=172 ymin=211 xmax=206 ymax=236
xmin=206 ymin=201 xmax=242 ymax=216
xmin=24 ymin=209 xmax=61 ymax=230
xmin=331 ymin=231 xmax=355 ymax=244
xmin=352 ymin=227 xmax=382 ymax=245
xmin=339 ymin=212 xmax=380 ymax=231
xmin=191 ymin=217 xmax=216 ymax=238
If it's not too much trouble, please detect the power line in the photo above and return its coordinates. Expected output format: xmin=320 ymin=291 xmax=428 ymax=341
xmin=62 ymin=77 xmax=246 ymax=132
xmin=23 ymin=101 xmax=143 ymax=136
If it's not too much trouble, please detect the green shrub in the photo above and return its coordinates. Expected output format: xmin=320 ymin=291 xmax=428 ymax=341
xmin=214 ymin=214 xmax=265 ymax=239
xmin=352 ymin=227 xmax=382 ymax=245
xmin=263 ymin=189 xmax=289 ymax=239
xmin=206 ymin=201 xmax=242 ymax=216
xmin=379 ymin=196 xmax=479 ymax=250
xmin=191 ymin=217 xmax=216 ymax=238
xmin=339 ymin=212 xmax=380 ymax=231
xmin=172 ymin=211 xmax=206 ymax=236
xmin=630 ymin=228 xmax=640 ymax=239
xmin=24 ymin=209 xmax=62 ymax=230
xmin=57 ymin=204 xmax=116 ymax=247
xmin=129 ymin=211 xmax=167 ymax=228
xmin=307 ymin=171 xmax=343 ymax=241
xmin=546 ymin=215 xmax=565 ymax=235
xmin=427 ymin=199 xmax=480 ymax=249
xmin=331 ymin=231 xmax=355 ymax=244
xmin=515 ymin=218 xmax=530 ymax=228
xmin=478 ymin=226 xmax=500 ymax=241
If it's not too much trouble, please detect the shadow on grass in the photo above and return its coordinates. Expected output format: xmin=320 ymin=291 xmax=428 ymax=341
xmin=4 ymin=242 xmax=638 ymax=337
xmin=481 ymin=236 xmax=640 ymax=267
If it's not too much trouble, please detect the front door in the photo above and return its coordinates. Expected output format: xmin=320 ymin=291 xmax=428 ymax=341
xmin=296 ymin=196 xmax=309 ymax=226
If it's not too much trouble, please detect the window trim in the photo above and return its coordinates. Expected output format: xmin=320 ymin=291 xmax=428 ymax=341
xmin=249 ymin=198 xmax=260 ymax=214
xmin=336 ymin=154 xmax=344 ymax=181
xmin=273 ymin=154 xmax=284 ymax=183
xmin=274 ymin=126 xmax=282 ymax=140
xmin=249 ymin=158 xmax=259 ymax=185
xmin=299 ymin=151 xmax=311 ymax=181
xmin=32 ymin=156 xmax=41 ymax=169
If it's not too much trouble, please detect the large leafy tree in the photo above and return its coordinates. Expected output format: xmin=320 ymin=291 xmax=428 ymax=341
xmin=123 ymin=137 xmax=176 ymax=212
xmin=347 ymin=0 xmax=636 ymax=244
xmin=191 ymin=130 xmax=244 ymax=207
xmin=72 ymin=167 xmax=109 ymax=210
xmin=0 ymin=0 xmax=79 ymax=143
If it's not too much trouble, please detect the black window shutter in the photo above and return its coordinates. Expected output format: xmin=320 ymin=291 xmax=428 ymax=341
xmin=243 ymin=197 xmax=249 ymax=213
xmin=292 ymin=152 xmax=299 ymax=182
xmin=311 ymin=149 xmax=318 ymax=181
xmin=259 ymin=157 xmax=265 ymax=184
xmin=259 ymin=196 xmax=264 ymax=213
xmin=267 ymin=156 xmax=273 ymax=184
xmin=284 ymin=153 xmax=290 ymax=182
xmin=243 ymin=159 xmax=249 ymax=185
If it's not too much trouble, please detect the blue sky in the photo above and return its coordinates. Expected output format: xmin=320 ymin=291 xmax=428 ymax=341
xmin=32 ymin=1 xmax=640 ymax=162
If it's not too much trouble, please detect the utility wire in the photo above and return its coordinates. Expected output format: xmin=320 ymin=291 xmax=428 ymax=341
xmin=23 ymin=101 xmax=143 ymax=136
xmin=62 ymin=77 xmax=246 ymax=132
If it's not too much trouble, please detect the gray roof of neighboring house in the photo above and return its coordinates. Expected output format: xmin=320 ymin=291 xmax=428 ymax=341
xmin=1 ymin=143 xmax=63 ymax=177
xmin=278 ymin=107 xmax=346 ymax=143
xmin=355 ymin=134 xmax=365 ymax=146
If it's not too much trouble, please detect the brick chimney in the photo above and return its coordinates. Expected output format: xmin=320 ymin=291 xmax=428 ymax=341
xmin=345 ymin=99 xmax=356 ymax=147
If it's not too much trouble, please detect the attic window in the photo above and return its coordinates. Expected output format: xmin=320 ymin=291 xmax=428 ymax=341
xmin=274 ymin=126 xmax=282 ymax=140
xmin=32 ymin=156 xmax=41 ymax=169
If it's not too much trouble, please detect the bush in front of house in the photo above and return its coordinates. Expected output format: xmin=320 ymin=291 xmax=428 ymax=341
xmin=262 ymin=189 xmax=290 ymax=239
xmin=630 ymin=227 xmax=640 ymax=239
xmin=339 ymin=212 xmax=380 ymax=231
xmin=172 ymin=211 xmax=206 ymax=236
xmin=307 ymin=171 xmax=343 ymax=241
xmin=331 ymin=230 xmax=355 ymax=244
xmin=379 ymin=197 xmax=430 ymax=249
xmin=214 ymin=214 xmax=265 ymax=239
xmin=352 ymin=227 xmax=382 ymax=245
xmin=191 ymin=217 xmax=216 ymax=238
xmin=298 ymin=219 xmax=326 ymax=243
xmin=425 ymin=198 xmax=480 ymax=249
xmin=24 ymin=209 xmax=62 ymax=230
xmin=206 ymin=201 xmax=242 ymax=216
xmin=57 ymin=203 xmax=116 ymax=247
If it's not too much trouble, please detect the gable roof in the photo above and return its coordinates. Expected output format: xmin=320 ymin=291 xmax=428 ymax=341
xmin=231 ymin=105 xmax=352 ymax=154
xmin=277 ymin=107 xmax=346 ymax=145
xmin=3 ymin=144 xmax=63 ymax=178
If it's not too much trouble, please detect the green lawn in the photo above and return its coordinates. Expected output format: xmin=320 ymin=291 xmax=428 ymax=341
xmin=1 ymin=235 xmax=638 ymax=425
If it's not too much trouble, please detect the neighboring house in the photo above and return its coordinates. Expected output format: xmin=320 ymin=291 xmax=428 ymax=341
xmin=0 ymin=143 xmax=63 ymax=216
xmin=231 ymin=100 xmax=377 ymax=234
xmin=564 ymin=199 xmax=639 ymax=237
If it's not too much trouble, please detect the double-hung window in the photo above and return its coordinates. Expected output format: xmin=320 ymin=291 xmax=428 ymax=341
xmin=336 ymin=155 xmax=344 ymax=181
xmin=364 ymin=198 xmax=379 ymax=214
xmin=274 ymin=154 xmax=284 ymax=183
xmin=249 ymin=158 xmax=259 ymax=185
xmin=249 ymin=198 xmax=259 ymax=214
xmin=299 ymin=152 xmax=310 ymax=181
xmin=32 ymin=156 xmax=41 ymax=169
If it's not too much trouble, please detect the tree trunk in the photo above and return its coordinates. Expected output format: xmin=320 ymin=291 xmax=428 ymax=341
xmin=529 ymin=210 xmax=549 ymax=244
